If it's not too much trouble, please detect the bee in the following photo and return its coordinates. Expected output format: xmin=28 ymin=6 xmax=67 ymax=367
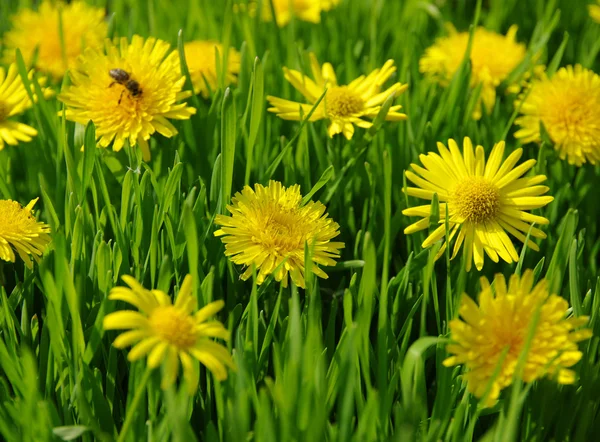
xmin=108 ymin=68 xmax=142 ymax=104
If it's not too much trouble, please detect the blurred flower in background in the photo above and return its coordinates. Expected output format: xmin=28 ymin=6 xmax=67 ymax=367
xmin=184 ymin=40 xmax=241 ymax=99
xmin=420 ymin=25 xmax=527 ymax=119
xmin=589 ymin=0 xmax=600 ymax=23
xmin=2 ymin=0 xmax=107 ymax=80
xmin=321 ymin=0 xmax=341 ymax=11
xmin=265 ymin=0 xmax=322 ymax=26
xmin=234 ymin=0 xmax=341 ymax=26
xmin=261 ymin=0 xmax=340 ymax=26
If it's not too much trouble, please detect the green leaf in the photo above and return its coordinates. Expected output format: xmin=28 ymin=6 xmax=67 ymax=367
xmin=546 ymin=209 xmax=578 ymax=295
xmin=220 ymin=87 xmax=237 ymax=214
xmin=300 ymin=165 xmax=334 ymax=205
xmin=245 ymin=57 xmax=264 ymax=185
xmin=81 ymin=121 xmax=97 ymax=205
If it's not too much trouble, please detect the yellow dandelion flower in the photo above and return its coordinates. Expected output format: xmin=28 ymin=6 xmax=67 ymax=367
xmin=514 ymin=65 xmax=600 ymax=166
xmin=262 ymin=0 xmax=322 ymax=27
xmin=0 ymin=63 xmax=52 ymax=150
xmin=590 ymin=1 xmax=600 ymax=23
xmin=419 ymin=25 xmax=526 ymax=119
xmin=183 ymin=40 xmax=241 ymax=99
xmin=402 ymin=137 xmax=554 ymax=271
xmin=214 ymin=180 xmax=344 ymax=288
xmin=444 ymin=270 xmax=593 ymax=407
xmin=2 ymin=1 xmax=107 ymax=80
xmin=58 ymin=35 xmax=196 ymax=162
xmin=267 ymin=53 xmax=407 ymax=139
xmin=321 ymin=0 xmax=341 ymax=11
xmin=0 ymin=198 xmax=51 ymax=268
xmin=103 ymin=274 xmax=235 ymax=393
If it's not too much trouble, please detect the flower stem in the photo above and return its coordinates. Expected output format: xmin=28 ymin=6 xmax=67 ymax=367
xmin=117 ymin=366 xmax=153 ymax=442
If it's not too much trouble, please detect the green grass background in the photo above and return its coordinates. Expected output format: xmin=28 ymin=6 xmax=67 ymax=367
xmin=1 ymin=0 xmax=600 ymax=440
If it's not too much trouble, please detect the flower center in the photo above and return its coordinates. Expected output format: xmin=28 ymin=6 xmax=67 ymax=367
xmin=256 ymin=209 xmax=310 ymax=256
xmin=488 ymin=299 xmax=530 ymax=358
xmin=325 ymin=86 xmax=364 ymax=118
xmin=0 ymin=200 xmax=37 ymax=233
xmin=494 ymin=329 xmax=525 ymax=356
xmin=452 ymin=177 xmax=500 ymax=223
xmin=148 ymin=306 xmax=198 ymax=349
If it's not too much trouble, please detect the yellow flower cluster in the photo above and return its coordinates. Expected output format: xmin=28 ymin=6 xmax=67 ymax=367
xmin=0 ymin=65 xmax=52 ymax=269
xmin=0 ymin=0 xmax=595 ymax=413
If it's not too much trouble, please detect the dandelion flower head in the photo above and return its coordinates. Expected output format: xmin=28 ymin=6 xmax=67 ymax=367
xmin=590 ymin=1 xmax=600 ymax=23
xmin=103 ymin=275 xmax=235 ymax=393
xmin=267 ymin=53 xmax=407 ymax=139
xmin=214 ymin=181 xmax=344 ymax=288
xmin=514 ymin=65 xmax=600 ymax=166
xmin=419 ymin=25 xmax=526 ymax=119
xmin=0 ymin=198 xmax=51 ymax=268
xmin=2 ymin=1 xmax=107 ymax=80
xmin=58 ymin=35 xmax=196 ymax=161
xmin=0 ymin=63 xmax=52 ymax=150
xmin=261 ymin=0 xmax=323 ymax=27
xmin=403 ymin=137 xmax=553 ymax=271
xmin=444 ymin=270 xmax=593 ymax=407
xmin=321 ymin=0 xmax=341 ymax=11
xmin=184 ymin=40 xmax=241 ymax=99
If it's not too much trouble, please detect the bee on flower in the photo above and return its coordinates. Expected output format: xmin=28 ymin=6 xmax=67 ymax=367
xmin=0 ymin=198 xmax=51 ymax=268
xmin=58 ymin=35 xmax=196 ymax=161
xmin=183 ymin=40 xmax=241 ymax=99
xmin=402 ymin=137 xmax=553 ymax=271
xmin=214 ymin=181 xmax=344 ymax=288
xmin=420 ymin=25 xmax=527 ymax=120
xmin=444 ymin=270 xmax=592 ymax=407
xmin=267 ymin=53 xmax=407 ymax=139
xmin=2 ymin=1 xmax=107 ymax=81
xmin=103 ymin=275 xmax=235 ymax=393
